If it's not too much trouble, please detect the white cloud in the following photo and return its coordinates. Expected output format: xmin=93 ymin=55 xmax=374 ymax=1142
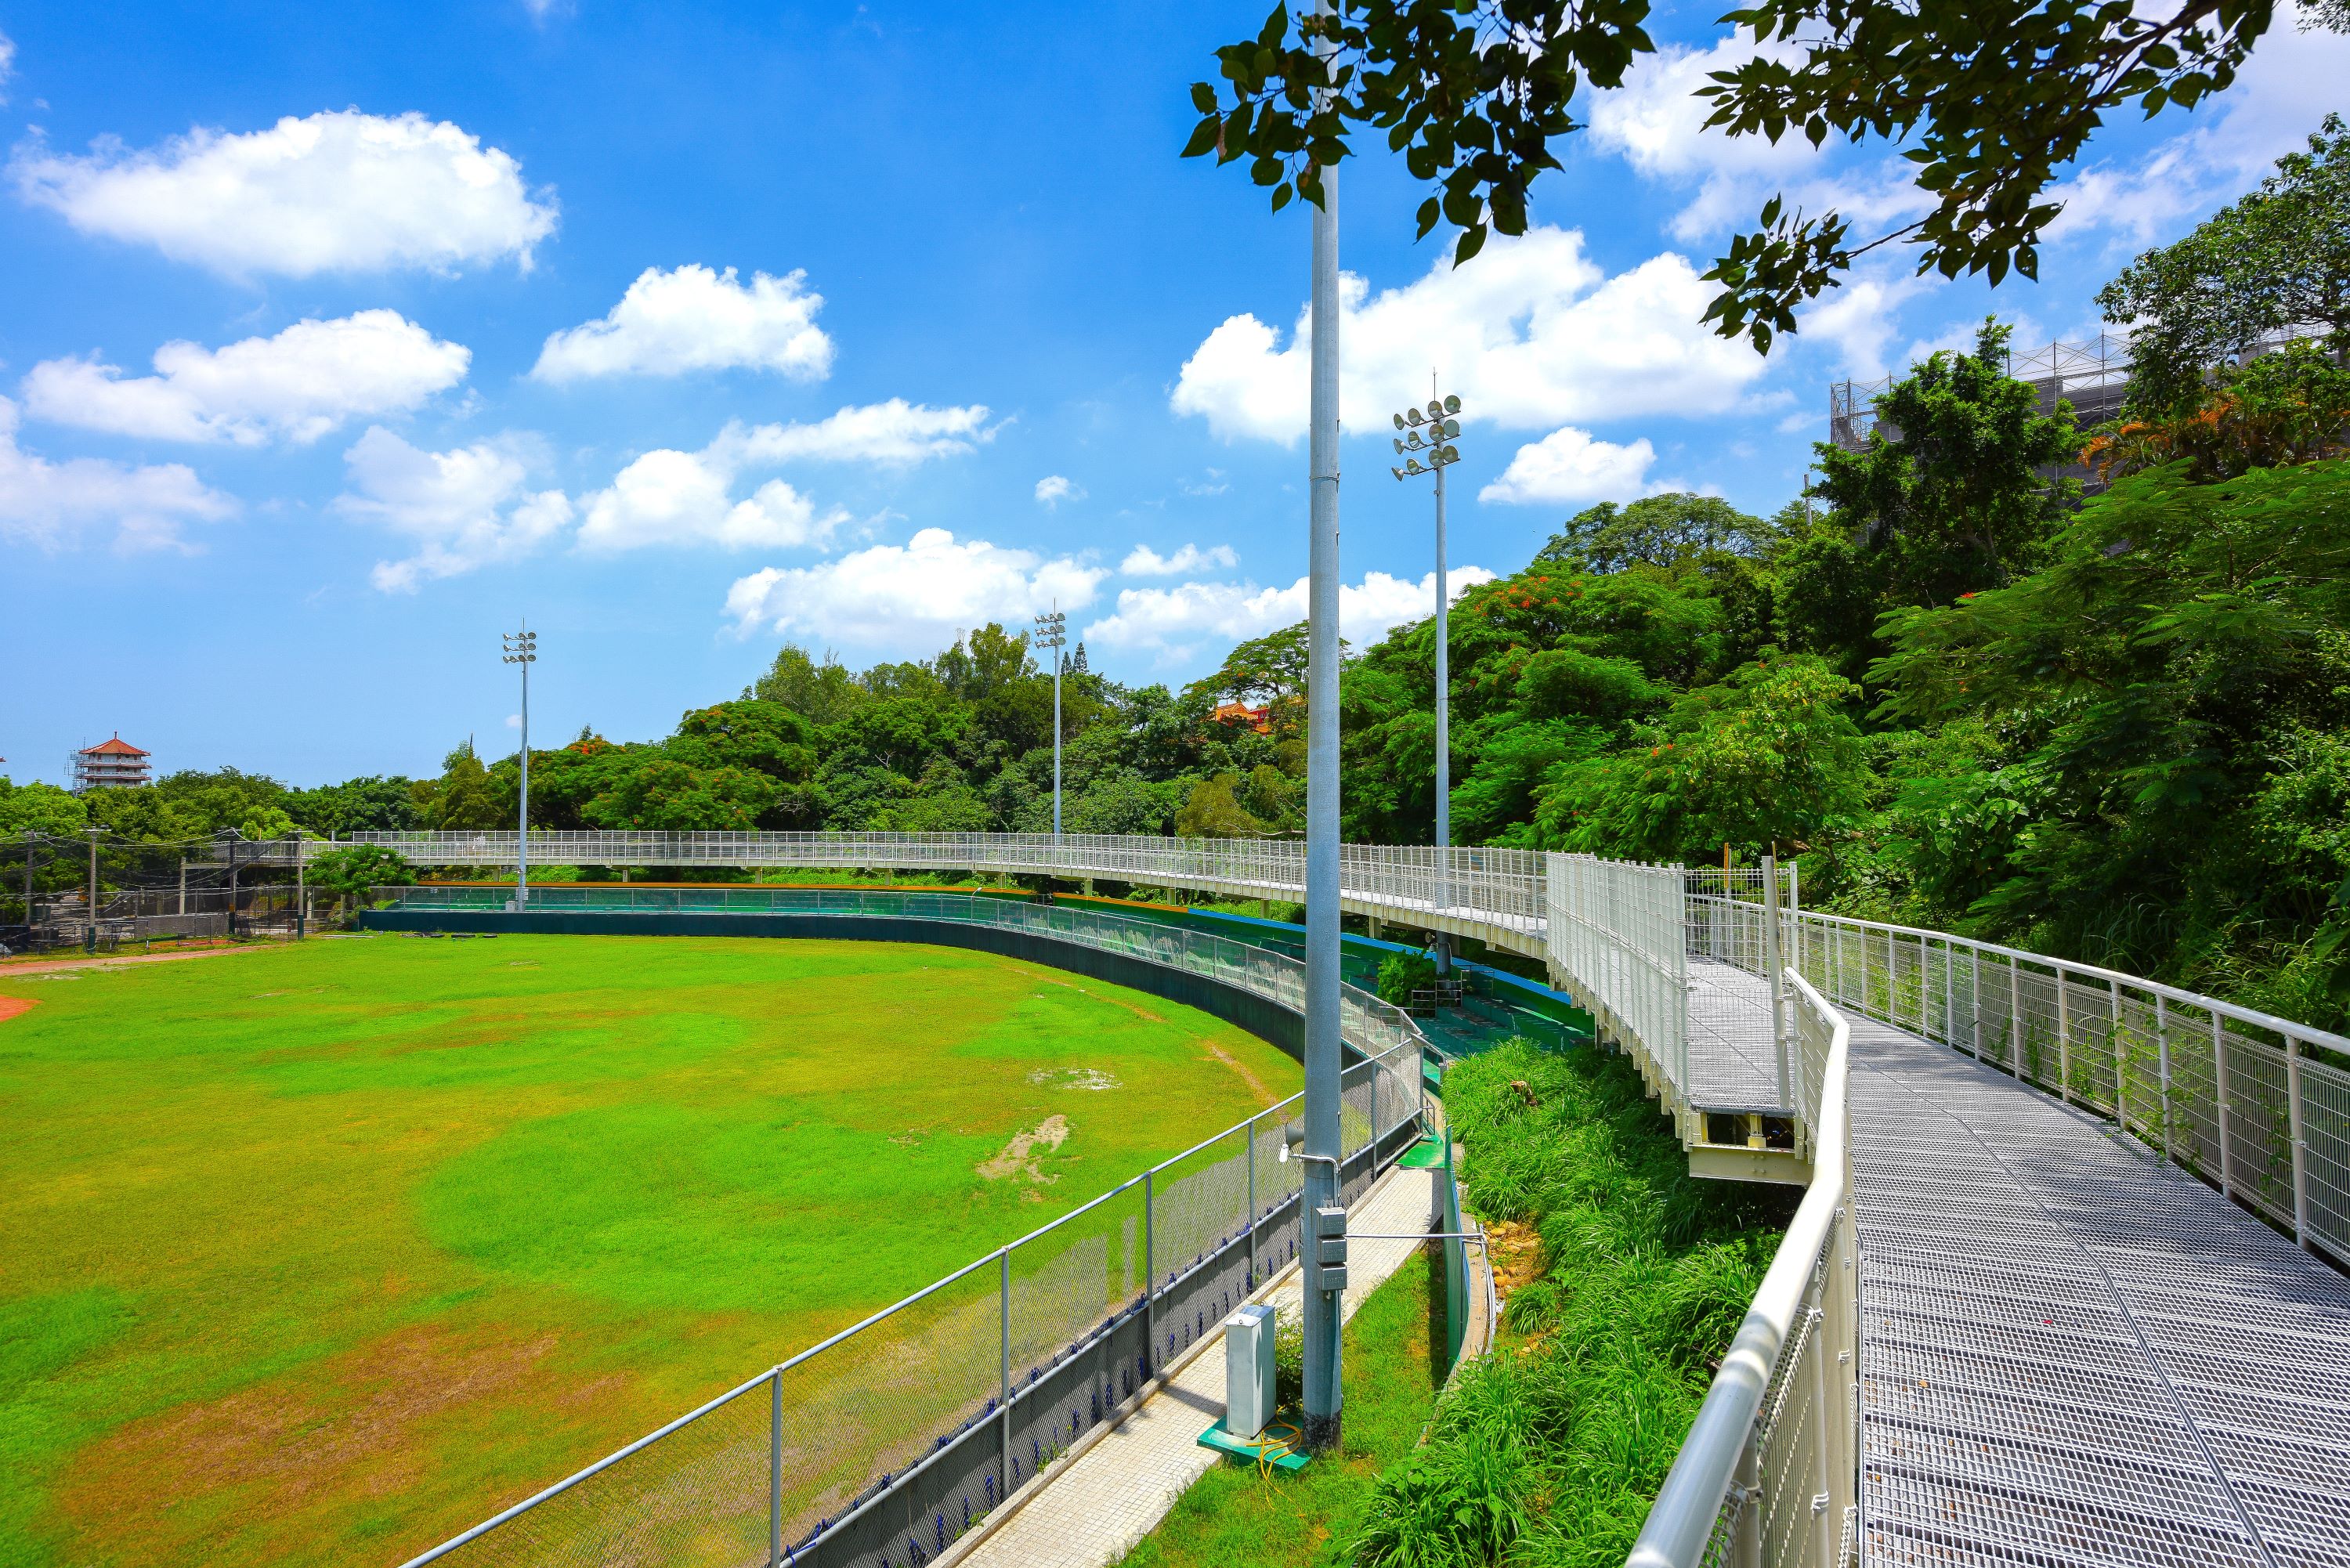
xmin=530 ymin=265 xmax=833 ymax=383
xmin=730 ymin=400 xmax=994 ymax=466
xmin=1171 ymin=226 xmax=1766 ymax=441
xmin=333 ymin=427 xmax=571 ymax=591
xmin=2047 ymin=9 xmax=2350 ymax=251
xmin=1799 ymin=271 xmax=1932 ymax=380
xmin=22 ymin=311 xmax=470 ymax=446
xmin=725 ymin=527 xmax=1108 ymax=651
xmin=10 ymin=110 xmax=558 ymax=277
xmin=1589 ymin=38 xmax=1829 ymax=241
xmin=1086 ymin=566 xmax=1498 ymax=663
xmin=1479 ymin=428 xmax=1659 ymax=505
xmin=1121 ymin=542 xmax=1238 ymax=576
xmin=571 ymin=400 xmax=985 ymax=554
xmin=1035 ymin=474 xmax=1083 ymax=507
xmin=577 ymin=446 xmax=841 ymax=554
xmin=0 ymin=396 xmax=235 ymax=552
xmin=0 ymin=30 xmax=15 ymax=103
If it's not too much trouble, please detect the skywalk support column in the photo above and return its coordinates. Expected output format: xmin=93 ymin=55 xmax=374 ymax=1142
xmin=1301 ymin=0 xmax=1345 ymax=1456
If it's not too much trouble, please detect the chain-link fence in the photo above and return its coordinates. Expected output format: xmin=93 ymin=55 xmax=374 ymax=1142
xmin=395 ymin=894 xmax=1427 ymax=1568
xmin=0 ymin=829 xmax=316 ymax=952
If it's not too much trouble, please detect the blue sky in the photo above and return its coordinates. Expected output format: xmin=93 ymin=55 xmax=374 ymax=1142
xmin=3 ymin=1 xmax=2342 ymax=786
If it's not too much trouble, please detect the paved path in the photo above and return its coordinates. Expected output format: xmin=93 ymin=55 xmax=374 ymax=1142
xmin=1842 ymin=1014 xmax=2350 ymax=1567
xmin=950 ymin=1165 xmax=1441 ymax=1568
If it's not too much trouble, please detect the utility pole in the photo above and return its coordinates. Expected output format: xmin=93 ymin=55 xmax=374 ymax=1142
xmin=1300 ymin=0 xmax=1346 ymax=1456
xmin=1032 ymin=605 xmax=1067 ymax=835
xmin=1390 ymin=382 xmax=1464 ymax=974
xmin=503 ymin=624 xmax=537 ymax=909
xmin=84 ymin=828 xmax=98 ymax=954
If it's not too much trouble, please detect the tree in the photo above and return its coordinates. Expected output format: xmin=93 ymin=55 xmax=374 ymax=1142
xmin=2085 ymin=341 xmax=2350 ymax=483
xmin=749 ymin=644 xmax=868 ymax=725
xmin=1535 ymin=493 xmax=1767 ymax=573
xmin=1871 ymin=457 xmax=2350 ymax=1020
xmin=427 ymin=741 xmax=503 ymax=831
xmin=1796 ymin=320 xmax=2081 ymax=677
xmin=1535 ymin=655 xmax=1869 ymax=860
xmin=0 ymin=779 xmax=87 ymax=837
xmin=306 ymin=845 xmax=417 ymax=906
xmin=2099 ymin=116 xmax=2350 ymax=416
xmin=1185 ymin=0 xmax=2283 ymax=351
xmin=1177 ymin=774 xmax=1273 ymax=838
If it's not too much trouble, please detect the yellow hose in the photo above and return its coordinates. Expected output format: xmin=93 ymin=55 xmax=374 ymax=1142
xmin=1253 ymin=1417 xmax=1303 ymax=1480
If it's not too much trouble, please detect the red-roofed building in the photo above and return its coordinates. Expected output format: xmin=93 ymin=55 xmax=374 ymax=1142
xmin=72 ymin=735 xmax=152 ymax=793
xmin=1210 ymin=701 xmax=1272 ymax=735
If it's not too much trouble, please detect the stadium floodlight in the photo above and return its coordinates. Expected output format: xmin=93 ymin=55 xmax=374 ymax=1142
xmin=1388 ymin=383 xmax=1465 ymax=977
xmin=1032 ymin=605 xmax=1068 ymax=836
xmin=502 ymin=626 xmax=537 ymax=911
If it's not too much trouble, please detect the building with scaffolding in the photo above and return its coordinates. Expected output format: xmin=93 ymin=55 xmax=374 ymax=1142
xmin=70 ymin=735 xmax=152 ymax=793
xmin=1827 ymin=327 xmax=2325 ymax=459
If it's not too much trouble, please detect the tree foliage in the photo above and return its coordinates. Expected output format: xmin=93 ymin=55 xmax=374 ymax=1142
xmin=2099 ymin=115 xmax=2350 ymax=415
xmin=1184 ymin=0 xmax=2280 ymax=350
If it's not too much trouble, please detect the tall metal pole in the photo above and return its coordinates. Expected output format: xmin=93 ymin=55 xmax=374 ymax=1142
xmin=1053 ymin=629 xmax=1064 ymax=836
xmin=503 ymin=625 xmax=537 ymax=909
xmin=1432 ymin=403 xmax=1451 ymax=975
xmin=85 ymin=827 xmax=98 ymax=954
xmin=1300 ymin=0 xmax=1345 ymax=1454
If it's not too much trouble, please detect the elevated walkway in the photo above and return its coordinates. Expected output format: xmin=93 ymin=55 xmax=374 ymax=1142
xmin=1680 ymin=962 xmax=2350 ymax=1567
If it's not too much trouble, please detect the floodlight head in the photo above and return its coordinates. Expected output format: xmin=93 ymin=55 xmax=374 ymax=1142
xmin=1440 ymin=445 xmax=1460 ymax=464
xmin=1392 ymin=438 xmax=1405 ymax=454
xmin=1444 ymin=394 xmax=1461 ymax=414
xmin=1392 ymin=413 xmax=1405 ymax=430
xmin=1442 ymin=419 xmax=1462 ymax=439
xmin=1405 ymin=458 xmax=1426 ymax=475
xmin=1406 ymin=409 xmax=1423 ymax=426
xmin=1425 ymin=400 xmax=1443 ymax=421
xmin=1391 ymin=465 xmax=1406 ymax=480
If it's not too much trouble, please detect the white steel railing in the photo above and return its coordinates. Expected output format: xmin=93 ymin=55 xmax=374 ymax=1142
xmin=390 ymin=891 xmax=1427 ymax=1568
xmin=1685 ymin=894 xmax=2350 ymax=1267
xmin=1629 ymin=970 xmax=1856 ymax=1568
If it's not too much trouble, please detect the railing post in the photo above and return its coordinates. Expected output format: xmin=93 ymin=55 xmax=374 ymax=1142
xmin=2213 ymin=1009 xmax=2235 ymax=1198
xmin=2287 ymin=1035 xmax=2310 ymax=1249
xmin=1765 ymin=851 xmax=1788 ymax=1111
xmin=1969 ymin=948 xmax=1983 ymax=1060
xmin=2055 ymin=966 xmax=2073 ymax=1105
xmin=999 ymin=1248 xmax=1012 ymax=1503
xmin=1143 ymin=1169 xmax=1155 ymax=1373
xmin=2110 ymin=979 xmax=2127 ymax=1133
xmin=1246 ymin=1114 xmax=1258 ymax=1288
xmin=2154 ymin=994 xmax=2174 ymax=1162
xmin=1809 ymin=1301 xmax=1834 ymax=1568
xmin=769 ymin=1370 xmax=783 ymax=1568
xmin=2008 ymin=956 xmax=2024 ymax=1082
xmin=1731 ymin=1432 xmax=1762 ymax=1568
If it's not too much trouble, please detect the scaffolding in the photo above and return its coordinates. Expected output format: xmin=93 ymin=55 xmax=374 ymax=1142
xmin=1825 ymin=325 xmax=2326 ymax=452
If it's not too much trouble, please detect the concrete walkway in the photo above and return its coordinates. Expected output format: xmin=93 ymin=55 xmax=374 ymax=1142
xmin=947 ymin=1164 xmax=1441 ymax=1568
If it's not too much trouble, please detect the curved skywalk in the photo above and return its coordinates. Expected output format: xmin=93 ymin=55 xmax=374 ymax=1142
xmin=1674 ymin=951 xmax=2350 ymax=1568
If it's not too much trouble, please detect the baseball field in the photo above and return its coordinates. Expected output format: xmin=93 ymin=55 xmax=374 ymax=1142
xmin=0 ymin=932 xmax=1301 ymax=1566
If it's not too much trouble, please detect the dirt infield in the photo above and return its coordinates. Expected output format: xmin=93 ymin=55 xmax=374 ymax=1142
xmin=0 ymin=941 xmax=266 ymax=977
xmin=0 ymin=997 xmax=34 ymax=1023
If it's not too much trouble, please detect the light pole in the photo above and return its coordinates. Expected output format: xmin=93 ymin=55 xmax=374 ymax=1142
xmin=1390 ymin=387 xmax=1463 ymax=974
xmin=502 ymin=625 xmax=537 ymax=909
xmin=1300 ymin=0 xmax=1345 ymax=1457
xmin=1033 ymin=605 xmax=1067 ymax=836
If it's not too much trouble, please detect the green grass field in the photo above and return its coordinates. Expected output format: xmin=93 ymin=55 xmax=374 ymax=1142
xmin=0 ymin=934 xmax=1300 ymax=1568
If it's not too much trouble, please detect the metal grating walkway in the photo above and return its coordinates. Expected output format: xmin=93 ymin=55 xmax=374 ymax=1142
xmin=1843 ymin=1014 xmax=2350 ymax=1568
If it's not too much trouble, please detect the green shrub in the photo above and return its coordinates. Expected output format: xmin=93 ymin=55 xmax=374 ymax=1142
xmin=1376 ymin=951 xmax=1439 ymax=1007
xmin=1342 ymin=1039 xmax=1796 ymax=1566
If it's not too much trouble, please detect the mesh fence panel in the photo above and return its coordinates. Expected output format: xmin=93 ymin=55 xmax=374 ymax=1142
xmin=433 ymin=1376 xmax=774 ymax=1568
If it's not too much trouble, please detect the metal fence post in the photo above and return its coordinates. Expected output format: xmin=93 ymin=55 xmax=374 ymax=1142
xmin=2154 ymin=994 xmax=2174 ymax=1162
xmin=1246 ymin=1115 xmax=1258 ymax=1288
xmin=1731 ymin=1433 xmax=1762 ymax=1568
xmin=2110 ymin=979 xmax=2127 ymax=1132
xmin=2287 ymin=1036 xmax=2310 ymax=1249
xmin=2008 ymin=956 xmax=2024 ymax=1082
xmin=999 ymin=1249 xmax=1012 ymax=1502
xmin=1765 ymin=851 xmax=1788 ymax=1111
xmin=769 ymin=1370 xmax=783 ymax=1568
xmin=2055 ymin=966 xmax=2073 ymax=1105
xmin=2213 ymin=1009 xmax=2235 ymax=1198
xmin=1143 ymin=1169 xmax=1155 ymax=1373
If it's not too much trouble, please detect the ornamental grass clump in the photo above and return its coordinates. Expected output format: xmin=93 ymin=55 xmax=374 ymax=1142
xmin=1344 ymin=1039 xmax=1797 ymax=1567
